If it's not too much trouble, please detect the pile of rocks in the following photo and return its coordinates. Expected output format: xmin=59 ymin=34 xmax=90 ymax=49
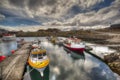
xmin=104 ymin=52 xmax=120 ymax=75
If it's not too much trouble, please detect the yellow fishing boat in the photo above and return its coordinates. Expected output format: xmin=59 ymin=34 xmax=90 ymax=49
xmin=28 ymin=48 xmax=50 ymax=77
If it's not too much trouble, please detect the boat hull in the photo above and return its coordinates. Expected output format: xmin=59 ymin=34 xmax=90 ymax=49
xmin=63 ymin=44 xmax=85 ymax=54
xmin=2 ymin=36 xmax=16 ymax=41
xmin=64 ymin=47 xmax=85 ymax=59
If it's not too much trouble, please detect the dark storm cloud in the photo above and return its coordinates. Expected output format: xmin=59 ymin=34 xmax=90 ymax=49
xmin=29 ymin=0 xmax=56 ymax=7
xmin=28 ymin=0 xmax=57 ymax=10
xmin=8 ymin=0 xmax=57 ymax=10
xmin=9 ymin=0 xmax=25 ymax=7
xmin=28 ymin=0 xmax=44 ymax=10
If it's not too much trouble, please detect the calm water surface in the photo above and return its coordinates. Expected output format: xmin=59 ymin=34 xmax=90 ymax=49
xmin=41 ymin=40 xmax=119 ymax=80
xmin=0 ymin=40 xmax=17 ymax=56
xmin=0 ymin=37 xmax=120 ymax=80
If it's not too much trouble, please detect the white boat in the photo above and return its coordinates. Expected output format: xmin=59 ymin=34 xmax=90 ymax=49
xmin=56 ymin=38 xmax=65 ymax=46
xmin=2 ymin=34 xmax=16 ymax=41
xmin=32 ymin=40 xmax=41 ymax=48
xmin=63 ymin=38 xmax=85 ymax=54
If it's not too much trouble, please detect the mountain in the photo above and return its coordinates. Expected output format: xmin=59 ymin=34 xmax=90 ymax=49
xmin=110 ymin=24 xmax=120 ymax=29
xmin=0 ymin=28 xmax=8 ymax=33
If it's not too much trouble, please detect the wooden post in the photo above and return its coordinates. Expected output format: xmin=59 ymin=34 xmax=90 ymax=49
xmin=0 ymin=43 xmax=32 ymax=80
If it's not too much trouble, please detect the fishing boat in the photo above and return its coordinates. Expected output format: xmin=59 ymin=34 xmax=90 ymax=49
xmin=27 ymin=48 xmax=50 ymax=80
xmin=32 ymin=40 xmax=41 ymax=48
xmin=47 ymin=36 xmax=57 ymax=44
xmin=32 ymin=41 xmax=39 ymax=48
xmin=17 ymin=39 xmax=25 ymax=48
xmin=32 ymin=43 xmax=39 ymax=48
xmin=55 ymin=37 xmax=65 ymax=46
xmin=2 ymin=33 xmax=16 ymax=41
xmin=63 ymin=38 xmax=85 ymax=54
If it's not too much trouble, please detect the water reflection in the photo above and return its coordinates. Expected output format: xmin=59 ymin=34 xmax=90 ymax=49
xmin=63 ymin=47 xmax=85 ymax=60
xmin=6 ymin=37 xmax=118 ymax=80
xmin=0 ymin=37 xmax=119 ymax=80
xmin=41 ymin=41 xmax=117 ymax=80
xmin=0 ymin=41 xmax=17 ymax=56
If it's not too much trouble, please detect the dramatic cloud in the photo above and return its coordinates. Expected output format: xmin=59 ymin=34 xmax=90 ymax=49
xmin=77 ymin=0 xmax=104 ymax=9
xmin=43 ymin=0 xmax=120 ymax=26
xmin=0 ymin=0 xmax=104 ymax=18
xmin=0 ymin=0 xmax=120 ymax=30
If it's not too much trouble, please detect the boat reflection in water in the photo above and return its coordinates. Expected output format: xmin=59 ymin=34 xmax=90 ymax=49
xmin=63 ymin=47 xmax=85 ymax=60
xmin=21 ymin=37 xmax=119 ymax=80
xmin=41 ymin=40 xmax=118 ymax=80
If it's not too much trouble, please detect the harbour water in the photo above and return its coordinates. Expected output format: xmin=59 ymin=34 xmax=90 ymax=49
xmin=0 ymin=41 xmax=17 ymax=56
xmin=0 ymin=37 xmax=120 ymax=80
xmin=41 ymin=40 xmax=119 ymax=80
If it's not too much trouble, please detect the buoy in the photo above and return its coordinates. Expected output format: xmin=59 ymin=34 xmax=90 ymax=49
xmin=11 ymin=50 xmax=15 ymax=54
xmin=0 ymin=56 xmax=6 ymax=62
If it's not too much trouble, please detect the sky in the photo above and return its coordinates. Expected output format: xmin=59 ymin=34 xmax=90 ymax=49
xmin=0 ymin=0 xmax=120 ymax=31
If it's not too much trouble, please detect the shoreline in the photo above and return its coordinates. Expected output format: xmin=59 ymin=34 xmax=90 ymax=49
xmin=85 ymin=41 xmax=120 ymax=76
xmin=0 ymin=28 xmax=120 ymax=76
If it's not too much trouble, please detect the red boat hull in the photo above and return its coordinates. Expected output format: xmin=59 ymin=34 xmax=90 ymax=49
xmin=63 ymin=44 xmax=85 ymax=54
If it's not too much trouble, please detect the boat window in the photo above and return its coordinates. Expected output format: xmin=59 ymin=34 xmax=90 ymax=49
xmin=31 ymin=54 xmax=37 ymax=58
xmin=43 ymin=53 xmax=46 ymax=56
xmin=38 ymin=56 xmax=43 ymax=59
xmin=38 ymin=54 xmax=43 ymax=59
xmin=38 ymin=54 xmax=42 ymax=57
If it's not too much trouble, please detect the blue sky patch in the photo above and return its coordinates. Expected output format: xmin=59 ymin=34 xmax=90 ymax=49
xmin=92 ymin=0 xmax=115 ymax=11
